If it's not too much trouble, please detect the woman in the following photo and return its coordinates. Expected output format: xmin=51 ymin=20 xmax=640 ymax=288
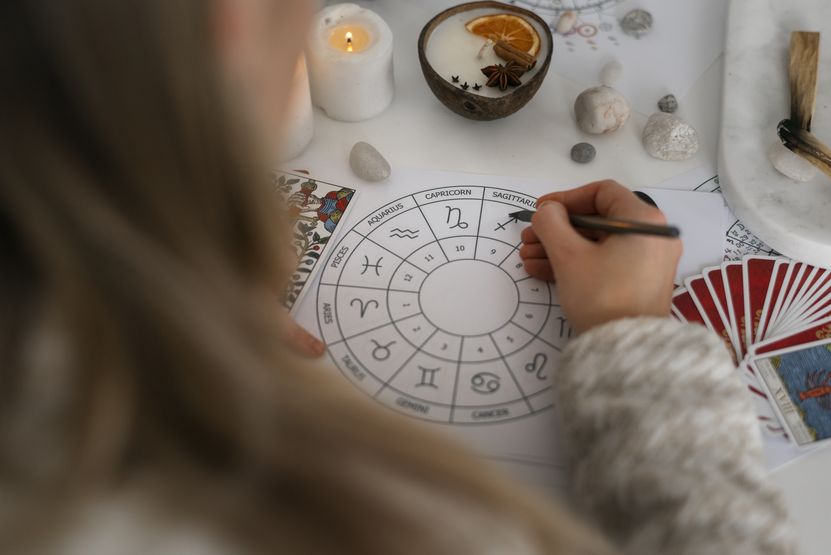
xmin=0 ymin=1 xmax=793 ymax=553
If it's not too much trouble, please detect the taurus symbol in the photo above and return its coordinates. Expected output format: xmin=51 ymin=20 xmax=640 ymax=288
xmin=361 ymin=256 xmax=383 ymax=276
xmin=445 ymin=206 xmax=469 ymax=229
xmin=471 ymin=372 xmax=501 ymax=394
xmin=370 ymin=339 xmax=396 ymax=361
xmin=350 ymin=298 xmax=379 ymax=318
xmin=525 ymin=353 xmax=548 ymax=380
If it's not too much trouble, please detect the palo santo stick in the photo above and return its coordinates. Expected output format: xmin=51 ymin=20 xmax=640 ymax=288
xmin=778 ymin=118 xmax=831 ymax=179
xmin=789 ymin=31 xmax=820 ymax=131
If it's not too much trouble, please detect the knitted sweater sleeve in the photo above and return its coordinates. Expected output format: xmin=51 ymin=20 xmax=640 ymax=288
xmin=555 ymin=317 xmax=795 ymax=555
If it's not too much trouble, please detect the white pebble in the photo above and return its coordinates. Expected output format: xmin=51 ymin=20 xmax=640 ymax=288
xmin=574 ymin=86 xmax=630 ymax=135
xmin=349 ymin=142 xmax=391 ymax=182
xmin=768 ymin=141 xmax=817 ymax=182
xmin=556 ymin=11 xmax=577 ymax=34
xmin=642 ymin=113 xmax=699 ymax=161
xmin=600 ymin=60 xmax=623 ymax=87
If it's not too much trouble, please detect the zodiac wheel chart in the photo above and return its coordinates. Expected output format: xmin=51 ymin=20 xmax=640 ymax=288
xmin=316 ymin=186 xmax=573 ymax=425
xmin=508 ymin=0 xmax=627 ymax=17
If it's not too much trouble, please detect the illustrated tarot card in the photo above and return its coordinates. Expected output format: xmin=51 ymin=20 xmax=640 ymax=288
xmin=752 ymin=339 xmax=831 ymax=447
xmin=272 ymin=170 xmax=358 ymax=312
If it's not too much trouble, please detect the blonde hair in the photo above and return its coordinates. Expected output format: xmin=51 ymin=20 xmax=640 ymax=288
xmin=0 ymin=1 xmax=613 ymax=553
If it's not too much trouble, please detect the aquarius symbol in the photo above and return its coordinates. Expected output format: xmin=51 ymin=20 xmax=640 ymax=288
xmin=525 ymin=353 xmax=548 ymax=380
xmin=361 ymin=256 xmax=383 ymax=276
xmin=389 ymin=228 xmax=419 ymax=239
xmin=417 ymin=366 xmax=440 ymax=388
xmin=350 ymin=298 xmax=379 ymax=318
xmin=445 ymin=206 xmax=469 ymax=229
xmin=370 ymin=339 xmax=396 ymax=361
xmin=494 ymin=216 xmax=519 ymax=231
xmin=471 ymin=372 xmax=501 ymax=394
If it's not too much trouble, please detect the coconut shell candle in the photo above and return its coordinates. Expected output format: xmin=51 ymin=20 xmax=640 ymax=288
xmin=418 ymin=2 xmax=552 ymax=121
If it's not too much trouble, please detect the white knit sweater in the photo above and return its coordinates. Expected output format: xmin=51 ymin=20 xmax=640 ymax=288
xmin=557 ymin=317 xmax=795 ymax=555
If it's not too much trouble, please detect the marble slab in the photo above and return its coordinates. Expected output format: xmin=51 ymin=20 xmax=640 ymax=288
xmin=719 ymin=0 xmax=831 ymax=267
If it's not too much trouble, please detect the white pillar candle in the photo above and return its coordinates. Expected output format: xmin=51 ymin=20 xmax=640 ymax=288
xmin=425 ymin=8 xmax=548 ymax=99
xmin=279 ymin=54 xmax=314 ymax=162
xmin=306 ymin=3 xmax=395 ymax=122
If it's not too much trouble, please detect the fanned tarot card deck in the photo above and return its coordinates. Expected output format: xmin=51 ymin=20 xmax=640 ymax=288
xmin=673 ymin=256 xmax=831 ymax=447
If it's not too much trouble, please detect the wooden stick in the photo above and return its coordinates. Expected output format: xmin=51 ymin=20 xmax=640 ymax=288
xmin=778 ymin=118 xmax=831 ymax=179
xmin=789 ymin=31 xmax=821 ymax=131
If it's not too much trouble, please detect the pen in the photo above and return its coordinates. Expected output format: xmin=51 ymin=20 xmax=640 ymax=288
xmin=509 ymin=210 xmax=681 ymax=238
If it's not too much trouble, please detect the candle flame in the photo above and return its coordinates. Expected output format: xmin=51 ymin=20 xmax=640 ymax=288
xmin=346 ymin=31 xmax=353 ymax=52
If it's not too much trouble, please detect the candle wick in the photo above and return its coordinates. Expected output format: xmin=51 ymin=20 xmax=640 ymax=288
xmin=346 ymin=31 xmax=354 ymax=52
xmin=477 ymin=38 xmax=493 ymax=60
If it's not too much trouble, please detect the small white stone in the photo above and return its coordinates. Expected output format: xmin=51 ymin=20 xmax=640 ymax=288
xmin=349 ymin=141 xmax=391 ymax=182
xmin=574 ymin=86 xmax=630 ymax=135
xmin=599 ymin=61 xmax=623 ymax=87
xmin=768 ymin=141 xmax=817 ymax=182
xmin=642 ymin=113 xmax=699 ymax=161
xmin=556 ymin=11 xmax=577 ymax=34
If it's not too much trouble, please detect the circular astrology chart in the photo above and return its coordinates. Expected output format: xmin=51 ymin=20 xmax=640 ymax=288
xmin=509 ymin=0 xmax=626 ymax=17
xmin=316 ymin=186 xmax=572 ymax=424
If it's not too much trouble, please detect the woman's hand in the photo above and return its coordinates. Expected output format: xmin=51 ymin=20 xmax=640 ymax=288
xmin=519 ymin=180 xmax=682 ymax=334
xmin=278 ymin=309 xmax=326 ymax=358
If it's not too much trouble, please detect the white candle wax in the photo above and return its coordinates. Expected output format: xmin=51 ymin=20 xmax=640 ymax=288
xmin=306 ymin=3 xmax=395 ymax=122
xmin=279 ymin=54 xmax=314 ymax=162
xmin=425 ymin=9 xmax=548 ymax=99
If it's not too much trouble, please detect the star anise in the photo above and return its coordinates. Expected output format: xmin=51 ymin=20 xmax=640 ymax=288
xmin=481 ymin=61 xmax=524 ymax=91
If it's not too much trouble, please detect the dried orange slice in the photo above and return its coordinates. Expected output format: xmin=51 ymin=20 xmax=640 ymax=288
xmin=465 ymin=14 xmax=540 ymax=57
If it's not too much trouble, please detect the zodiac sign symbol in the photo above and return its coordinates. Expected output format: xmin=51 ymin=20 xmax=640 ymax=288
xmin=557 ymin=316 xmax=573 ymax=339
xmin=389 ymin=228 xmax=419 ymax=239
xmin=361 ymin=255 xmax=383 ymax=276
xmin=525 ymin=353 xmax=548 ymax=380
xmin=370 ymin=339 xmax=396 ymax=361
xmin=471 ymin=372 xmax=501 ymax=394
xmin=350 ymin=298 xmax=379 ymax=318
xmin=445 ymin=206 xmax=469 ymax=229
xmin=417 ymin=366 xmax=440 ymax=388
xmin=494 ymin=216 xmax=519 ymax=231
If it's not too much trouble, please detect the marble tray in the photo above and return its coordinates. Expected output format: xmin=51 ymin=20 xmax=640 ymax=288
xmin=719 ymin=0 xmax=831 ymax=266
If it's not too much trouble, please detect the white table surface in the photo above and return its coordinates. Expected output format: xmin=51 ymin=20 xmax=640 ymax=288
xmin=290 ymin=1 xmax=831 ymax=552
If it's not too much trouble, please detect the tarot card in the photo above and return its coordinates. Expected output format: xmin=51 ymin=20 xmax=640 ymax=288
xmin=749 ymin=259 xmax=788 ymax=344
xmin=758 ymin=261 xmax=796 ymax=342
xmin=272 ymin=170 xmax=358 ymax=312
xmin=751 ymin=339 xmax=831 ymax=447
xmin=738 ymin=362 xmax=788 ymax=437
xmin=750 ymin=316 xmax=831 ymax=358
xmin=684 ymin=273 xmax=738 ymax=362
xmin=742 ymin=257 xmax=778 ymax=349
xmin=722 ymin=262 xmax=747 ymax=356
xmin=703 ymin=266 xmax=741 ymax=357
xmin=671 ymin=288 xmax=707 ymax=326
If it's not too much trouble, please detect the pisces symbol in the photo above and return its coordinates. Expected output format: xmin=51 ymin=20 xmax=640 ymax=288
xmin=350 ymin=298 xmax=379 ymax=318
xmin=525 ymin=353 xmax=548 ymax=380
xmin=360 ymin=256 xmax=383 ymax=276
